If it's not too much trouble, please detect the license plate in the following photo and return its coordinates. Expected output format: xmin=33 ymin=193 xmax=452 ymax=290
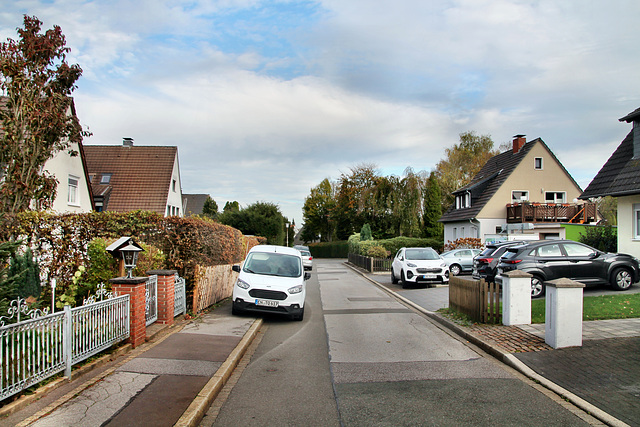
xmin=256 ymin=299 xmax=279 ymax=307
xmin=421 ymin=275 xmax=436 ymax=279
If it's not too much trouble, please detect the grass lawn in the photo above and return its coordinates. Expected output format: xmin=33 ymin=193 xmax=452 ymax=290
xmin=531 ymin=292 xmax=640 ymax=324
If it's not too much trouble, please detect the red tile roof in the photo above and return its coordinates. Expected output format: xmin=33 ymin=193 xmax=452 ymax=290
xmin=83 ymin=145 xmax=178 ymax=215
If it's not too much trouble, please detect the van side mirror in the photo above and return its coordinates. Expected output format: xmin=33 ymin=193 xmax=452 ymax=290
xmin=232 ymin=265 xmax=241 ymax=273
xmin=304 ymin=272 xmax=311 ymax=280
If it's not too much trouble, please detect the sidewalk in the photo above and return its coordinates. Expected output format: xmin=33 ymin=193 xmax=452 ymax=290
xmin=359 ymin=267 xmax=640 ymax=427
xmin=0 ymin=302 xmax=262 ymax=427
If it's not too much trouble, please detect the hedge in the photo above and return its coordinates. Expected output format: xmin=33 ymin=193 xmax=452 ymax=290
xmin=349 ymin=233 xmax=444 ymax=257
xmin=308 ymin=241 xmax=349 ymax=258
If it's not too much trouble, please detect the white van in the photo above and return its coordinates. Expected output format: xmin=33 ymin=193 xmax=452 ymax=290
xmin=232 ymin=245 xmax=310 ymax=321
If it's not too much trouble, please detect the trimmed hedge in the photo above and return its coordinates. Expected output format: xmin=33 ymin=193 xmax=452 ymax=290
xmin=349 ymin=233 xmax=444 ymax=257
xmin=308 ymin=241 xmax=349 ymax=258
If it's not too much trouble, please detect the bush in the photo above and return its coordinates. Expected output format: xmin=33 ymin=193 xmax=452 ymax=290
xmin=444 ymin=238 xmax=483 ymax=251
xmin=579 ymin=225 xmax=617 ymax=253
xmin=367 ymin=245 xmax=388 ymax=258
xmin=309 ymin=241 xmax=349 ymax=258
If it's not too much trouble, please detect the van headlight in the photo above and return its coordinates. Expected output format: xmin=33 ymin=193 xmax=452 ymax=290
xmin=288 ymin=284 xmax=303 ymax=294
xmin=236 ymin=278 xmax=250 ymax=289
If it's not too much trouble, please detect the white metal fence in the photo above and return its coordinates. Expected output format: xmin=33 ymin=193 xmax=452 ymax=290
xmin=174 ymin=274 xmax=186 ymax=317
xmin=145 ymin=275 xmax=158 ymax=326
xmin=0 ymin=293 xmax=129 ymax=402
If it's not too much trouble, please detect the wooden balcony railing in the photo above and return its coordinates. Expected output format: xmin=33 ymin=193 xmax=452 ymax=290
xmin=506 ymin=202 xmax=596 ymax=224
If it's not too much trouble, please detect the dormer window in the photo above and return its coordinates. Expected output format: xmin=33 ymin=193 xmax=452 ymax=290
xmin=100 ymin=173 xmax=112 ymax=184
xmin=456 ymin=192 xmax=471 ymax=209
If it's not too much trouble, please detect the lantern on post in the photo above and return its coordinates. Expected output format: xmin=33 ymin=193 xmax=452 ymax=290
xmin=106 ymin=237 xmax=145 ymax=278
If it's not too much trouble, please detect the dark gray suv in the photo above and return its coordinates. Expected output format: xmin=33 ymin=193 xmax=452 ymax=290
xmin=472 ymin=241 xmax=527 ymax=282
xmin=497 ymin=240 xmax=640 ymax=298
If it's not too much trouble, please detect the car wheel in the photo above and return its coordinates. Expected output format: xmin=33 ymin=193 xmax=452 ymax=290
xmin=449 ymin=264 xmax=461 ymax=276
xmin=292 ymin=307 xmax=304 ymax=321
xmin=401 ymin=270 xmax=408 ymax=289
xmin=391 ymin=268 xmax=398 ymax=284
xmin=231 ymin=301 xmax=243 ymax=316
xmin=611 ymin=267 xmax=633 ymax=291
xmin=531 ymin=275 xmax=545 ymax=298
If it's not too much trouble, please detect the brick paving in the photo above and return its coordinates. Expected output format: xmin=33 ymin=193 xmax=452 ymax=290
xmin=461 ymin=323 xmax=553 ymax=353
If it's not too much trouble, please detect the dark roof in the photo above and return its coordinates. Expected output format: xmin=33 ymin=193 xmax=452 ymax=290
xmin=580 ymin=129 xmax=640 ymax=198
xmin=84 ymin=145 xmax=178 ymax=214
xmin=440 ymin=138 xmax=580 ymax=223
xmin=619 ymin=107 xmax=640 ymax=123
xmin=182 ymin=194 xmax=209 ymax=216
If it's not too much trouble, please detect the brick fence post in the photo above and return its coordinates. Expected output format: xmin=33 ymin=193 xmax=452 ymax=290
xmin=110 ymin=276 xmax=148 ymax=348
xmin=147 ymin=269 xmax=178 ymax=325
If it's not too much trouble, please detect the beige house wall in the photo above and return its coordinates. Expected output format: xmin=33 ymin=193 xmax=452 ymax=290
xmin=477 ymin=141 xmax=583 ymax=219
xmin=45 ymin=141 xmax=93 ymax=213
xmin=617 ymin=195 xmax=640 ymax=258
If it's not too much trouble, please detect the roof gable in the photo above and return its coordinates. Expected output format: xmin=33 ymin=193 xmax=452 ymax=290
xmin=84 ymin=145 xmax=178 ymax=214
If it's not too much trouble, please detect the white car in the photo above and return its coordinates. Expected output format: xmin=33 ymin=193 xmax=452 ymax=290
xmin=391 ymin=247 xmax=449 ymax=288
xmin=440 ymin=248 xmax=481 ymax=276
xmin=232 ymin=245 xmax=310 ymax=321
xmin=299 ymin=250 xmax=313 ymax=271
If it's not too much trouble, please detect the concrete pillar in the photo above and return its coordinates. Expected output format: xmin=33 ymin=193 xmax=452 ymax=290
xmin=147 ymin=269 xmax=178 ymax=325
xmin=545 ymin=278 xmax=585 ymax=349
xmin=110 ymin=277 xmax=148 ymax=348
xmin=501 ymin=270 xmax=532 ymax=325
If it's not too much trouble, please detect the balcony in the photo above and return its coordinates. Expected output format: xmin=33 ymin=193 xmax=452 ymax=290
xmin=506 ymin=202 xmax=596 ymax=224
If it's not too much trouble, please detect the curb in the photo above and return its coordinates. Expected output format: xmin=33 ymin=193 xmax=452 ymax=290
xmin=174 ymin=318 xmax=263 ymax=427
xmin=346 ymin=262 xmax=630 ymax=427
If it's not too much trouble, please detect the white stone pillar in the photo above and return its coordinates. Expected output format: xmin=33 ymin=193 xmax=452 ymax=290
xmin=501 ymin=270 xmax=532 ymax=325
xmin=545 ymin=278 xmax=585 ymax=349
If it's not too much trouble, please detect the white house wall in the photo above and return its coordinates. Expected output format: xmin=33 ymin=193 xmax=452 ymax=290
xmin=165 ymin=152 xmax=184 ymax=217
xmin=44 ymin=142 xmax=92 ymax=213
xmin=618 ymin=195 xmax=640 ymax=258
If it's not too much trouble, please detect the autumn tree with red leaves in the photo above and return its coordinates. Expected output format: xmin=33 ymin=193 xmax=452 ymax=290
xmin=0 ymin=15 xmax=88 ymax=213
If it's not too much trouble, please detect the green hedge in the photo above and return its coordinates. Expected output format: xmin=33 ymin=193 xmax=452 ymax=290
xmin=308 ymin=241 xmax=349 ymax=258
xmin=348 ymin=234 xmax=444 ymax=257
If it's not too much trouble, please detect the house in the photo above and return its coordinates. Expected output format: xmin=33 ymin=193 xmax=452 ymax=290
xmin=439 ymin=135 xmax=596 ymax=244
xmin=182 ymin=193 xmax=210 ymax=217
xmin=84 ymin=138 xmax=184 ymax=216
xmin=580 ymin=107 xmax=640 ymax=257
xmin=0 ymin=96 xmax=93 ymax=213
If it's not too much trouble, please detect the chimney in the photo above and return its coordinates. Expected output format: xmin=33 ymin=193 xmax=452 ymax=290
xmin=513 ymin=134 xmax=526 ymax=153
xmin=123 ymin=137 xmax=134 ymax=147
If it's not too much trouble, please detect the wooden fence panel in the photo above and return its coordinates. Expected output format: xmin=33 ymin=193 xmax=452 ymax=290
xmin=449 ymin=276 xmax=501 ymax=324
xmin=192 ymin=264 xmax=239 ymax=313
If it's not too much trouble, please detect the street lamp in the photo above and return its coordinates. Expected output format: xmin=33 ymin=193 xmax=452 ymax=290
xmin=120 ymin=243 xmax=143 ymax=278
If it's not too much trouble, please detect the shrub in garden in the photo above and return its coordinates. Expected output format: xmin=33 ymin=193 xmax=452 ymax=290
xmin=443 ymin=238 xmax=482 ymax=251
xmin=366 ymin=245 xmax=388 ymax=258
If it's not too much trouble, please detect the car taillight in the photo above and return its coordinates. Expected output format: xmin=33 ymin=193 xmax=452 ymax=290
xmin=502 ymin=259 xmax=522 ymax=264
xmin=309 ymin=256 xmax=313 ymax=260
xmin=477 ymin=257 xmax=493 ymax=263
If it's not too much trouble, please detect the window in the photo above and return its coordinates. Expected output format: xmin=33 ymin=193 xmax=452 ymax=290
xmin=545 ymin=192 xmax=566 ymax=204
xmin=536 ymin=244 xmax=562 ymax=257
xmin=172 ymin=179 xmax=177 ymax=192
xmin=456 ymin=192 xmax=471 ymax=209
xmin=68 ymin=176 xmax=79 ymax=205
xmin=563 ymin=243 xmax=595 ymax=257
xmin=635 ymin=204 xmax=640 ymax=239
xmin=512 ymin=191 xmax=529 ymax=202
xmin=534 ymin=157 xmax=543 ymax=170
xmin=167 ymin=206 xmax=171 ymax=216
xmin=452 ymin=227 xmax=457 ymax=240
xmin=100 ymin=174 xmax=112 ymax=184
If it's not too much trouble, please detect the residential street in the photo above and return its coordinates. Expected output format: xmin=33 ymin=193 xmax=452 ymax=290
xmin=207 ymin=259 xmax=598 ymax=426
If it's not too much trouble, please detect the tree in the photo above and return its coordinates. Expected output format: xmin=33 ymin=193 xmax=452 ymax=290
xmin=435 ymin=131 xmax=498 ymax=211
xmin=218 ymin=201 xmax=287 ymax=245
xmin=223 ymin=201 xmax=239 ymax=213
xmin=302 ymin=178 xmax=336 ymax=242
xmin=596 ymin=196 xmax=617 ymax=225
xmin=202 ymin=196 xmax=218 ymax=219
xmin=360 ymin=223 xmax=372 ymax=241
xmin=0 ymin=240 xmax=22 ymax=319
xmin=0 ymin=16 xmax=87 ymax=213
xmin=332 ymin=163 xmax=379 ymax=240
xmin=423 ymin=172 xmax=443 ymax=239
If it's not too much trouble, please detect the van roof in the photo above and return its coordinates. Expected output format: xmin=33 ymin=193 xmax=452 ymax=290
xmin=248 ymin=245 xmax=301 ymax=256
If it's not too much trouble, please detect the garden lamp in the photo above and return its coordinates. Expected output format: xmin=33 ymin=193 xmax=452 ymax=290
xmin=120 ymin=243 xmax=142 ymax=278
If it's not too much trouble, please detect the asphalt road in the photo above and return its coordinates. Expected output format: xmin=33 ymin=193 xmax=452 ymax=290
xmin=207 ymin=259 xmax=600 ymax=426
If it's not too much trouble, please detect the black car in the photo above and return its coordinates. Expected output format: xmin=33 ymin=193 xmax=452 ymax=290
xmin=472 ymin=241 xmax=527 ymax=282
xmin=496 ymin=240 xmax=640 ymax=298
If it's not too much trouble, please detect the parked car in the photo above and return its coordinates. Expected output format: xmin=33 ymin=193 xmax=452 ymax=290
xmin=232 ymin=245 xmax=311 ymax=320
xmin=496 ymin=240 xmax=640 ymax=298
xmin=293 ymin=245 xmax=309 ymax=252
xmin=300 ymin=249 xmax=313 ymax=271
xmin=472 ymin=241 xmax=527 ymax=282
xmin=440 ymin=248 xmax=481 ymax=276
xmin=391 ymin=247 xmax=449 ymax=288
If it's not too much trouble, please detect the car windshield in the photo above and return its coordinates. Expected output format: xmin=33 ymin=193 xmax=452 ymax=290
xmin=243 ymin=252 xmax=302 ymax=278
xmin=405 ymin=248 xmax=439 ymax=260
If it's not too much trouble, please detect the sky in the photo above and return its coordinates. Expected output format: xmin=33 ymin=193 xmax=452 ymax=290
xmin=2 ymin=1 xmax=639 ymax=227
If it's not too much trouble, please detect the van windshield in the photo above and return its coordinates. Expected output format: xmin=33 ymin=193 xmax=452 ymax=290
xmin=243 ymin=252 xmax=302 ymax=278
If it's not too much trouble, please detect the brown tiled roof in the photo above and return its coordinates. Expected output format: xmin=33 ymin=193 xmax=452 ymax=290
xmin=83 ymin=145 xmax=177 ymax=214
